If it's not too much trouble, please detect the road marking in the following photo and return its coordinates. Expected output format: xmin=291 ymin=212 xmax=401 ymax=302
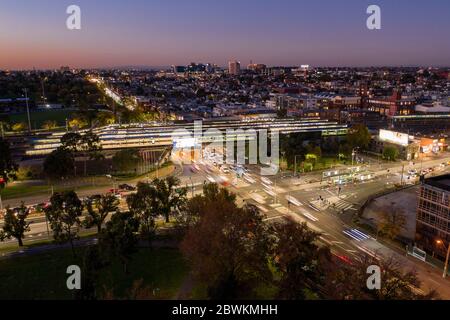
xmin=264 ymin=215 xmax=284 ymax=222
xmin=308 ymin=204 xmax=321 ymax=212
xmin=355 ymin=245 xmax=379 ymax=259
xmin=300 ymin=210 xmax=319 ymax=222
xmin=319 ymin=236 xmax=333 ymax=246
xmin=256 ymin=205 xmax=269 ymax=213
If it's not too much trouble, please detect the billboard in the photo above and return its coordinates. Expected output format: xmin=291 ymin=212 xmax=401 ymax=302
xmin=379 ymin=129 xmax=409 ymax=146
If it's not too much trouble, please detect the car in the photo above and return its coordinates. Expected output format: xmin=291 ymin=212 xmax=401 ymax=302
xmin=261 ymin=177 xmax=272 ymax=185
xmin=285 ymin=195 xmax=301 ymax=207
xmin=119 ymin=184 xmax=136 ymax=191
xmin=190 ymin=165 xmax=200 ymax=173
xmin=221 ymin=166 xmax=230 ymax=173
xmin=36 ymin=202 xmax=51 ymax=211
xmin=243 ymin=174 xmax=256 ymax=184
xmin=217 ymin=175 xmax=230 ymax=187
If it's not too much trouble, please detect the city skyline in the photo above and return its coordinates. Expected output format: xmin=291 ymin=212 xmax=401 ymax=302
xmin=2 ymin=0 xmax=450 ymax=70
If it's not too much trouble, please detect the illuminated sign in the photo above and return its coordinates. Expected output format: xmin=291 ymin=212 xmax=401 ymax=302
xmin=379 ymin=129 xmax=409 ymax=146
xmin=173 ymin=138 xmax=197 ymax=149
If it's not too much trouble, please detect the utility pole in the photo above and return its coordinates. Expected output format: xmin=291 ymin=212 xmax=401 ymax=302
xmin=436 ymin=240 xmax=450 ymax=279
xmin=24 ymin=88 xmax=32 ymax=133
xmin=0 ymin=122 xmax=4 ymax=139
xmin=400 ymin=164 xmax=405 ymax=186
xmin=41 ymin=77 xmax=47 ymax=103
xmin=444 ymin=244 xmax=450 ymax=279
xmin=189 ymin=177 xmax=194 ymax=197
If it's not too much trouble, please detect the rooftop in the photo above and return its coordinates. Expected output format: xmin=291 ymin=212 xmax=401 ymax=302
xmin=424 ymin=174 xmax=450 ymax=192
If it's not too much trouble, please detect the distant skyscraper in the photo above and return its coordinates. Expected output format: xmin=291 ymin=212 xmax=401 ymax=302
xmin=247 ymin=63 xmax=266 ymax=72
xmin=228 ymin=60 xmax=241 ymax=75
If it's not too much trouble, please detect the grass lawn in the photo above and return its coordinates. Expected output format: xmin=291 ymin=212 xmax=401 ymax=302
xmin=8 ymin=109 xmax=75 ymax=129
xmin=290 ymin=156 xmax=346 ymax=173
xmin=0 ymin=184 xmax=51 ymax=200
xmin=0 ymin=246 xmax=188 ymax=300
xmin=1 ymin=164 xmax=175 ymax=201
xmin=308 ymin=157 xmax=346 ymax=171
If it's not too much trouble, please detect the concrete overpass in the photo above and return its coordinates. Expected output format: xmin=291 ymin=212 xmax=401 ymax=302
xmin=25 ymin=118 xmax=348 ymax=156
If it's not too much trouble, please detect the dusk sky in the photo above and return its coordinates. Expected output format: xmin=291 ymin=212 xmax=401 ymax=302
xmin=1 ymin=0 xmax=450 ymax=70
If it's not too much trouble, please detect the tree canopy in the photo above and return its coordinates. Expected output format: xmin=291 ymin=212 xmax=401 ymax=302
xmin=0 ymin=137 xmax=18 ymax=189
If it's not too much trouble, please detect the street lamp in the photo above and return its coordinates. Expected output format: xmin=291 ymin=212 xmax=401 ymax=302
xmin=106 ymin=174 xmax=116 ymax=191
xmin=351 ymin=148 xmax=359 ymax=167
xmin=436 ymin=239 xmax=450 ymax=278
xmin=23 ymin=88 xmax=32 ymax=133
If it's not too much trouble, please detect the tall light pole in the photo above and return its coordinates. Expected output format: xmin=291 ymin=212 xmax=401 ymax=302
xmin=24 ymin=88 xmax=32 ymax=133
xmin=436 ymin=240 xmax=450 ymax=278
xmin=189 ymin=176 xmax=194 ymax=198
xmin=400 ymin=164 xmax=405 ymax=186
xmin=351 ymin=148 xmax=358 ymax=167
xmin=294 ymin=155 xmax=302 ymax=177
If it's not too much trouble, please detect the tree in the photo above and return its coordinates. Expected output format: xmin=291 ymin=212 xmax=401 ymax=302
xmin=127 ymin=182 xmax=159 ymax=247
xmin=153 ymin=176 xmax=187 ymax=223
xmin=0 ymin=203 xmax=31 ymax=247
xmin=383 ymin=146 xmax=399 ymax=161
xmin=276 ymin=108 xmax=287 ymax=118
xmin=84 ymin=194 xmax=119 ymax=233
xmin=42 ymin=120 xmax=58 ymax=130
xmin=280 ymin=133 xmax=306 ymax=169
xmin=270 ymin=219 xmax=332 ymax=299
xmin=112 ymin=149 xmax=141 ymax=173
xmin=180 ymin=186 xmax=271 ymax=299
xmin=44 ymin=191 xmax=83 ymax=256
xmin=175 ymin=183 xmax=236 ymax=236
xmin=43 ymin=147 xmax=75 ymax=180
xmin=378 ymin=202 xmax=407 ymax=240
xmin=75 ymin=245 xmax=109 ymax=300
xmin=11 ymin=122 xmax=27 ymax=132
xmin=347 ymin=124 xmax=371 ymax=150
xmin=96 ymin=111 xmax=116 ymax=126
xmin=324 ymin=254 xmax=439 ymax=300
xmin=68 ymin=117 xmax=88 ymax=130
xmin=98 ymin=211 xmax=139 ymax=274
xmin=60 ymin=132 xmax=82 ymax=152
xmin=79 ymin=131 xmax=103 ymax=176
xmin=0 ymin=137 xmax=18 ymax=189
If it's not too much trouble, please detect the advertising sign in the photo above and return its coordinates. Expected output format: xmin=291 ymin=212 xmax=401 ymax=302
xmin=379 ymin=129 xmax=409 ymax=146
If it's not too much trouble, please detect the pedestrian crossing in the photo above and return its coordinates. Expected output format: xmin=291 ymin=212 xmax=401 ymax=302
xmin=331 ymin=200 xmax=354 ymax=211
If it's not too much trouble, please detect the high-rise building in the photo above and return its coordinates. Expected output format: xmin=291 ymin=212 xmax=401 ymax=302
xmin=416 ymin=174 xmax=450 ymax=260
xmin=247 ymin=63 xmax=266 ymax=72
xmin=228 ymin=60 xmax=241 ymax=75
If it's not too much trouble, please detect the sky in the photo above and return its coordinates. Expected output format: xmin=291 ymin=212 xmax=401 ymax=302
xmin=1 ymin=0 xmax=450 ymax=70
